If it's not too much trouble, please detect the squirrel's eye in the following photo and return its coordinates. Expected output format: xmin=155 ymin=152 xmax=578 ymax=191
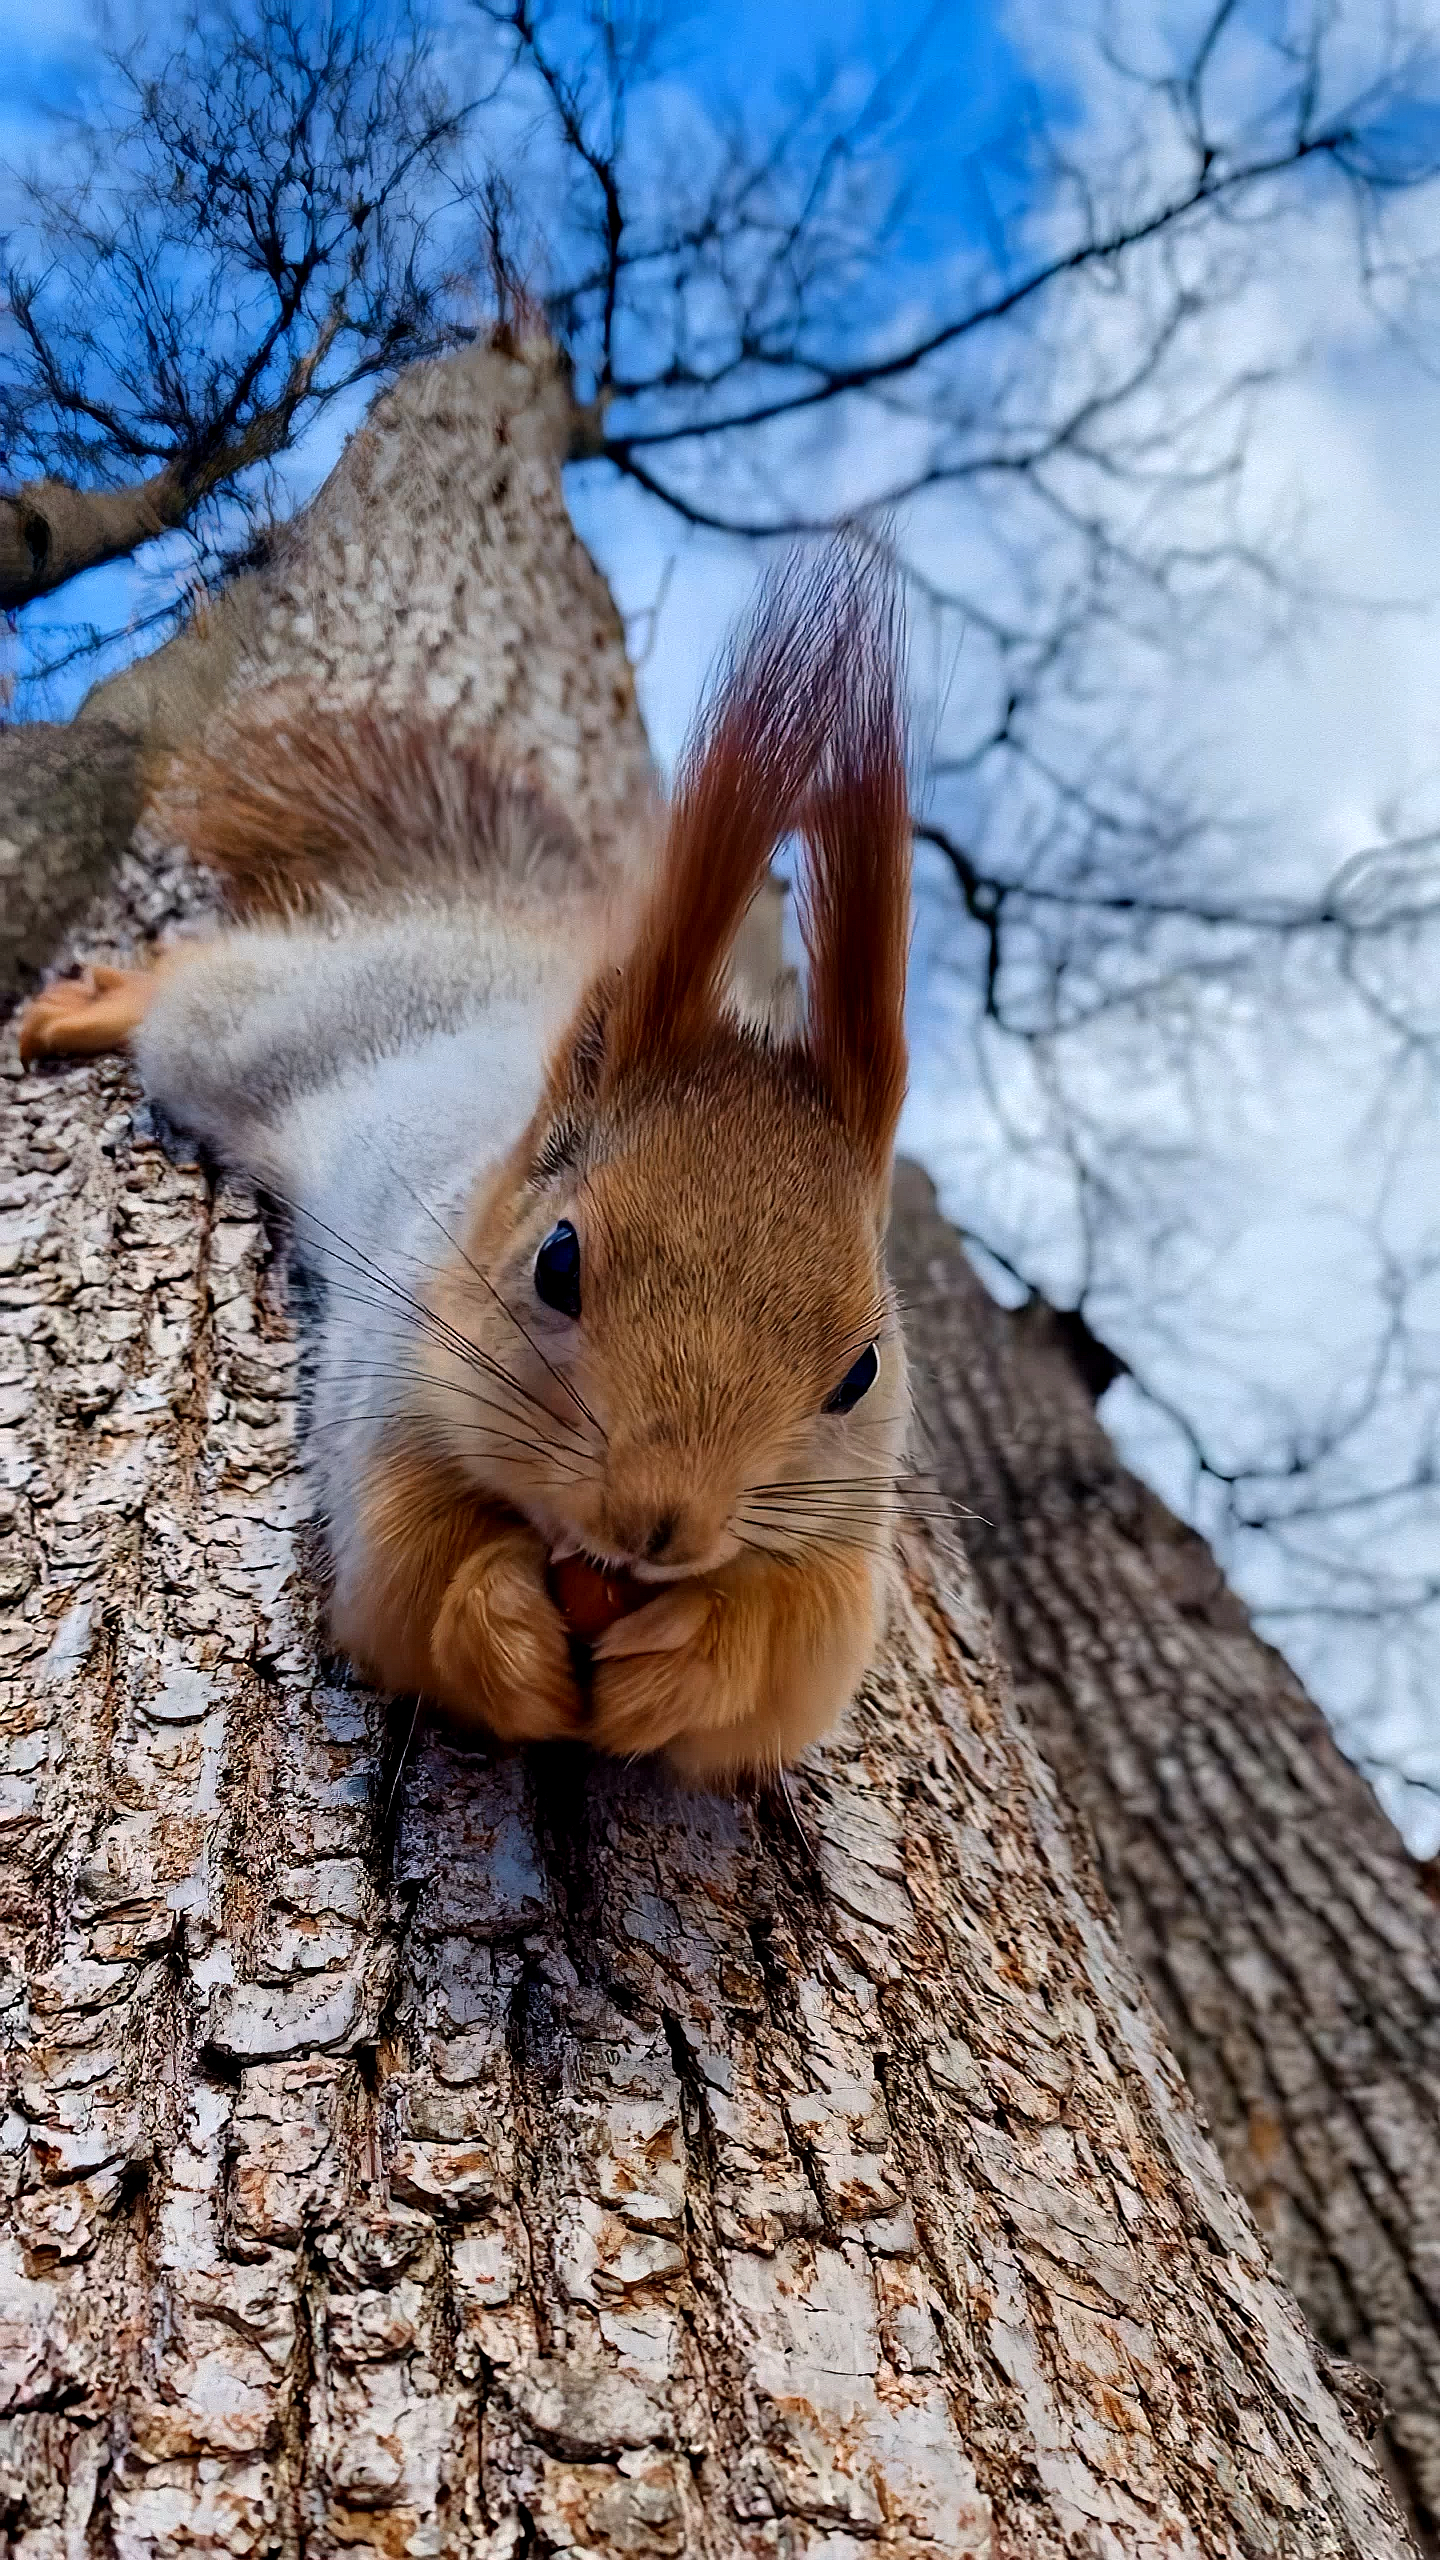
xmin=535 ymin=1220 xmax=581 ymax=1318
xmin=825 ymin=1341 xmax=879 ymax=1415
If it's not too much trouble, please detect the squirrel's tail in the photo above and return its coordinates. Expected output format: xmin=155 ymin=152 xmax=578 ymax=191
xmin=148 ymin=695 xmax=602 ymax=920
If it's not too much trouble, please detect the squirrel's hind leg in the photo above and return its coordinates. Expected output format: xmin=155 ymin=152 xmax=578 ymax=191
xmin=18 ymin=961 xmax=169 ymax=1065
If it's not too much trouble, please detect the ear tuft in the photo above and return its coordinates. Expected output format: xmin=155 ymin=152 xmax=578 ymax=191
xmin=794 ymin=543 xmax=911 ymax=1183
xmin=603 ymin=544 xmax=897 ymax=1079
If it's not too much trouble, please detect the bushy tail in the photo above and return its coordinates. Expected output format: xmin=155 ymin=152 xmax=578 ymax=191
xmin=149 ymin=695 xmax=598 ymax=919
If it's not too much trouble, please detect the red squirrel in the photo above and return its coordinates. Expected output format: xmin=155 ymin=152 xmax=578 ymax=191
xmin=21 ymin=545 xmax=913 ymax=1783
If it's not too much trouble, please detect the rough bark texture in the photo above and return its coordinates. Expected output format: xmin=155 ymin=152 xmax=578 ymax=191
xmin=73 ymin=573 xmax=272 ymax=755
xmin=0 ymin=336 xmax=1417 ymax=2554
xmin=0 ymin=724 xmax=145 ymax=1007
xmin=890 ymin=1161 xmax=1440 ymax=2540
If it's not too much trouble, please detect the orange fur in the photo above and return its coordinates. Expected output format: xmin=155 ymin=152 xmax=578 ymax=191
xmin=393 ymin=539 xmax=914 ymax=1776
xmin=17 ymin=954 xmax=186 ymax=1065
xmin=589 ymin=1541 xmax=878 ymax=1784
xmin=550 ymin=540 xmax=910 ymax=1169
xmin=338 ymin=1436 xmax=583 ymax=1743
xmin=434 ymin=1035 xmax=889 ymax=1580
xmin=603 ymin=551 xmax=853 ymax=1076
xmin=148 ymin=702 xmax=601 ymax=919
xmin=795 ymin=568 xmax=910 ymax=1180
xmin=19 ymin=535 xmax=914 ymax=1785
xmin=344 ymin=1417 xmax=880 ymax=1777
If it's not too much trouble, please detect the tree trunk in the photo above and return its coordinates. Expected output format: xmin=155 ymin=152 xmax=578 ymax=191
xmin=889 ymin=1162 xmax=1440 ymax=2540
xmin=0 ymin=724 xmax=144 ymax=1008
xmin=0 ymin=335 xmax=1416 ymax=2555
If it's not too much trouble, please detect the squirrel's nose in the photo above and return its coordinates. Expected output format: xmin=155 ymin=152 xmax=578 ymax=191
xmin=604 ymin=1500 xmax=701 ymax=1569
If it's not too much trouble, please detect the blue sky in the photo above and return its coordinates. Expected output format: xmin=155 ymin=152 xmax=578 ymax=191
xmin=2 ymin=0 xmax=1043 ymax=716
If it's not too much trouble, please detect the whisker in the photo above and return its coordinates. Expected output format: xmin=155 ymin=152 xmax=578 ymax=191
xmin=746 ymin=1472 xmax=947 ymax=1492
xmin=313 ymin=1350 xmax=597 ymax=1473
xmin=730 ymin=1528 xmax=776 ymax=1559
xmin=741 ymin=1506 xmax=901 ymax=1530
xmin=743 ymin=1485 xmax=951 ymax=1502
xmin=742 ymin=1490 xmax=953 ymax=1513
xmin=737 ymin=1505 xmax=963 ymax=1525
xmin=776 ymin=1764 xmax=815 ymax=1857
xmin=318 ymin=1345 xmax=583 ymax=1422
xmin=299 ymin=1408 xmax=597 ymax=1480
xmin=381 ymin=1693 xmax=426 ymax=1835
xmin=283 ymin=1208 xmax=593 ymax=1447
xmin=315 ymin=1251 xmax=573 ymax=1416
xmin=305 ymin=1419 xmax=596 ymax=1481
xmin=744 ymin=1511 xmax=956 ymax=1530
xmin=736 ymin=1518 xmax=896 ymax=1560
xmin=292 ymin=1225 xmax=531 ymax=1388
xmin=742 ymin=1480 xmax=973 ymax=1520
xmin=737 ymin=1495 xmax=896 ymax=1515
xmin=386 ymin=1164 xmax=606 ymax=1442
xmin=742 ymin=1496 xmax=992 ymax=1535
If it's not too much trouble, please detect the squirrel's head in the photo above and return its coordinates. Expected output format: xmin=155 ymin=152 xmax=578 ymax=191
xmin=430 ymin=541 xmax=913 ymax=1579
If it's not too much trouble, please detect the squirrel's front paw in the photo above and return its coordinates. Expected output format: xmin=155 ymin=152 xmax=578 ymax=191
xmin=589 ymin=1585 xmax=729 ymax=1760
xmin=432 ymin=1539 xmax=583 ymax=1743
xmin=18 ymin=964 xmax=157 ymax=1065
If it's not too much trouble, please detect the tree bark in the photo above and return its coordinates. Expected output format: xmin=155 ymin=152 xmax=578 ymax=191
xmin=0 ymin=473 xmax=188 ymax=614
xmin=0 ymin=723 xmax=144 ymax=1007
xmin=0 ymin=335 xmax=1417 ymax=2554
xmin=889 ymin=1162 xmax=1440 ymax=2540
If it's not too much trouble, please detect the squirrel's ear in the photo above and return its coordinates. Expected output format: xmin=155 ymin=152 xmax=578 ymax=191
xmin=600 ymin=549 xmax=874 ymax=1081
xmin=796 ymin=551 xmax=911 ymax=1187
xmin=540 ymin=972 xmax=617 ymax=1125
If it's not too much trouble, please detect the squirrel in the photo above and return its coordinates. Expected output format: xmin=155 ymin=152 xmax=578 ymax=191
xmin=19 ymin=544 xmax=914 ymax=1784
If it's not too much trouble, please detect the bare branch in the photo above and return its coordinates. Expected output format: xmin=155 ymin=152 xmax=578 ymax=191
xmin=1 ymin=0 xmax=494 ymax=609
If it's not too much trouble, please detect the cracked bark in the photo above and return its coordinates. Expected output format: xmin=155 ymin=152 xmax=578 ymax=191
xmin=0 ymin=725 xmax=145 ymax=1009
xmin=0 ymin=336 xmax=1418 ymax=2555
xmin=890 ymin=1165 xmax=1440 ymax=2544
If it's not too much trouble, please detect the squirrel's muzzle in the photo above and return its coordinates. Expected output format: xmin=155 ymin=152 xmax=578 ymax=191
xmin=589 ymin=1441 xmax=739 ymax=1577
